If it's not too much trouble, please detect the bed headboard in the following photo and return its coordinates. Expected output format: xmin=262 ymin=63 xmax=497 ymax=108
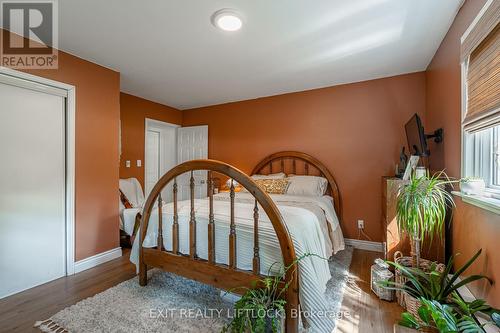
xmin=251 ymin=151 xmax=342 ymax=222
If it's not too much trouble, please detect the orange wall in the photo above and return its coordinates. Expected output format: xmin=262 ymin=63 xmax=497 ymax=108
xmin=120 ymin=93 xmax=183 ymax=188
xmin=425 ymin=0 xmax=499 ymax=306
xmin=183 ymin=72 xmax=427 ymax=241
xmin=1 ymin=28 xmax=121 ymax=261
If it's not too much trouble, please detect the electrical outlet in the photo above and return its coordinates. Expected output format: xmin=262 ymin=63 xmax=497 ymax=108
xmin=357 ymin=220 xmax=365 ymax=229
xmin=125 ymin=160 xmax=131 ymax=168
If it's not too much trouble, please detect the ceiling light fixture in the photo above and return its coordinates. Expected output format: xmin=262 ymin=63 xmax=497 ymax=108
xmin=211 ymin=9 xmax=243 ymax=32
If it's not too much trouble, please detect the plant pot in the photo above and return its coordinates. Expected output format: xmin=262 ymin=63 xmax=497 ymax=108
xmin=393 ymin=252 xmax=445 ymax=308
xmin=460 ymin=179 xmax=485 ymax=196
xmin=403 ymin=294 xmax=440 ymax=333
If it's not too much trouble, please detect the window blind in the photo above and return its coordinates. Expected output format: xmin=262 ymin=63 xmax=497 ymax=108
xmin=462 ymin=0 xmax=499 ymax=133
xmin=464 ymin=24 xmax=499 ymax=131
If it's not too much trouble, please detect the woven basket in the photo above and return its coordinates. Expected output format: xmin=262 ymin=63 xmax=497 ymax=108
xmin=393 ymin=251 xmax=445 ymax=309
xmin=404 ymin=294 xmax=440 ymax=332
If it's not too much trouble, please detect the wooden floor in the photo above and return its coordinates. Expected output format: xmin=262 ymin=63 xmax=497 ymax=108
xmin=335 ymin=249 xmax=402 ymax=333
xmin=0 ymin=248 xmax=401 ymax=333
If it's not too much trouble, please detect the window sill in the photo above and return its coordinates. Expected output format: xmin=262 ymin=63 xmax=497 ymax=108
xmin=452 ymin=191 xmax=500 ymax=215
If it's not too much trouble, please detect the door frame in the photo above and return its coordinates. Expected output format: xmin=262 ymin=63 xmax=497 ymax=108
xmin=0 ymin=66 xmax=77 ymax=275
xmin=144 ymin=118 xmax=180 ymax=195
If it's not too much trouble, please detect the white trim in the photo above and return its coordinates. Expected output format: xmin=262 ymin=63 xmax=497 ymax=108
xmin=145 ymin=118 xmax=180 ymax=129
xmin=460 ymin=0 xmax=495 ymax=43
xmin=74 ymin=247 xmax=123 ymax=274
xmin=66 ymin=88 xmax=76 ymax=275
xmin=0 ymin=67 xmax=76 ymax=277
xmin=345 ymin=238 xmax=384 ymax=253
xmin=452 ymin=191 xmax=500 ymax=215
xmin=144 ymin=118 xmax=180 ymax=197
xmin=460 ymin=60 xmax=468 ymax=178
xmin=0 ymin=66 xmax=74 ymax=92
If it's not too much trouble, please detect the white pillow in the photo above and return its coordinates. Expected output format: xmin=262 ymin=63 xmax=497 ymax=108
xmin=286 ymin=175 xmax=328 ymax=196
xmin=251 ymin=172 xmax=286 ymax=180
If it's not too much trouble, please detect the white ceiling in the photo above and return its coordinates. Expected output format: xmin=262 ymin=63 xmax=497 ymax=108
xmin=59 ymin=0 xmax=463 ymax=109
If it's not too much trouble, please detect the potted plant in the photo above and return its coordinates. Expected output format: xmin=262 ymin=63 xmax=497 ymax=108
xmin=396 ymin=171 xmax=456 ymax=268
xmin=399 ymin=298 xmax=486 ymax=332
xmin=380 ymin=249 xmax=497 ymax=330
xmin=399 ymin=295 xmax=500 ymax=332
xmin=381 ymin=249 xmax=492 ymax=304
xmin=223 ymin=253 xmax=322 ymax=333
xmin=460 ymin=177 xmax=486 ymax=196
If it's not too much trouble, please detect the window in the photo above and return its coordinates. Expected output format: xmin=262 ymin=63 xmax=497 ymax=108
xmin=461 ymin=0 xmax=500 ymax=203
xmin=464 ymin=125 xmax=500 ymax=197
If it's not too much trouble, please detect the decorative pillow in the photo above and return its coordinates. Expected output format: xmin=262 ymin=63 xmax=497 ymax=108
xmin=254 ymin=178 xmax=289 ymax=194
xmin=286 ymin=175 xmax=328 ymax=196
xmin=251 ymin=172 xmax=286 ymax=180
xmin=240 ymin=173 xmax=287 ymax=192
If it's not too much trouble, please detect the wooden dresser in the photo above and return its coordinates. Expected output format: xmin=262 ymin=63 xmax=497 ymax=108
xmin=381 ymin=177 xmax=445 ymax=263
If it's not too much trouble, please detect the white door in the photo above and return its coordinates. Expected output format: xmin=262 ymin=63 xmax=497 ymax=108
xmin=145 ymin=120 xmax=178 ymax=202
xmin=145 ymin=130 xmax=161 ymax=196
xmin=177 ymin=125 xmax=208 ymax=200
xmin=0 ymin=80 xmax=66 ymax=299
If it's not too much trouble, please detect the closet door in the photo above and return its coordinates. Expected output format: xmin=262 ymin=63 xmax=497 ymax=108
xmin=0 ymin=80 xmax=66 ymax=299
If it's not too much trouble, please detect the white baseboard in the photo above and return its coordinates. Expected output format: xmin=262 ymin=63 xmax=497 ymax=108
xmin=345 ymin=238 xmax=384 ymax=253
xmin=74 ymin=247 xmax=122 ymax=274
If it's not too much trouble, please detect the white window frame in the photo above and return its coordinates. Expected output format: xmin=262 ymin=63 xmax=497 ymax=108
xmin=459 ymin=0 xmax=500 ymax=213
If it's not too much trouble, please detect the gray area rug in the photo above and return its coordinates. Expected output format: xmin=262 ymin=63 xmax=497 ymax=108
xmin=35 ymin=247 xmax=353 ymax=333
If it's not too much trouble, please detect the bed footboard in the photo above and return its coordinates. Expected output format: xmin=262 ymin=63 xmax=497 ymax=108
xmin=138 ymin=159 xmax=299 ymax=333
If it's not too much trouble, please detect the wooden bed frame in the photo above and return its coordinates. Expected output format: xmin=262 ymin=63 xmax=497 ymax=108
xmin=138 ymin=151 xmax=341 ymax=333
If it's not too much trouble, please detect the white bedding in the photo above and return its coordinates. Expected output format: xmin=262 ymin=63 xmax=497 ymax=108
xmin=119 ymin=178 xmax=145 ymax=236
xmin=130 ymin=192 xmax=344 ymax=333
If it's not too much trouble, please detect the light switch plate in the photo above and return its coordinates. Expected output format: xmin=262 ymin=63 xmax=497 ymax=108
xmin=136 ymin=160 xmax=142 ymax=167
xmin=125 ymin=160 xmax=131 ymax=168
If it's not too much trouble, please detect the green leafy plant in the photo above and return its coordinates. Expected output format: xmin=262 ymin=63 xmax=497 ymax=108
xmin=380 ymin=249 xmax=492 ymax=303
xmin=396 ymin=171 xmax=457 ymax=267
xmin=452 ymin=296 xmax=500 ymax=330
xmin=381 ymin=249 xmax=499 ymax=332
xmin=399 ymin=298 xmax=484 ymax=332
xmin=222 ymin=253 xmax=323 ymax=333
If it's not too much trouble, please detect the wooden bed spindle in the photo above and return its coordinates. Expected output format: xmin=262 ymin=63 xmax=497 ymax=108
xmin=208 ymin=173 xmax=215 ymax=264
xmin=157 ymin=193 xmax=163 ymax=250
xmin=189 ymin=172 xmax=196 ymax=258
xmin=280 ymin=158 xmax=284 ymax=172
xmin=292 ymin=159 xmax=296 ymax=174
xmin=252 ymin=199 xmax=260 ymax=274
xmin=229 ymin=180 xmax=236 ymax=269
xmin=305 ymin=162 xmax=309 ymax=175
xmin=172 ymin=178 xmax=179 ymax=254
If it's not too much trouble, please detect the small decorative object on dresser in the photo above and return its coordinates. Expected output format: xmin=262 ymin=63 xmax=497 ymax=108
xmin=414 ymin=166 xmax=426 ymax=179
xmin=370 ymin=258 xmax=394 ymax=301
xmin=396 ymin=146 xmax=409 ymax=178
xmin=402 ymin=155 xmax=419 ymax=180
